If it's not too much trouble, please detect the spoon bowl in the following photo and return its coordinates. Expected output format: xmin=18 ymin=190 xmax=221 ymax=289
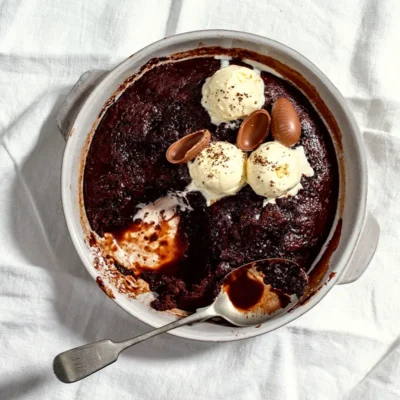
xmin=212 ymin=258 xmax=308 ymax=326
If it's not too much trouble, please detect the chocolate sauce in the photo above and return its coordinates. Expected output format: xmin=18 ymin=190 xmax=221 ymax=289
xmin=96 ymin=276 xmax=115 ymax=299
xmin=223 ymin=265 xmax=265 ymax=310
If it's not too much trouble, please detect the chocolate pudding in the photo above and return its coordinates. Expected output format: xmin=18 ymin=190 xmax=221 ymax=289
xmin=84 ymin=51 xmax=339 ymax=312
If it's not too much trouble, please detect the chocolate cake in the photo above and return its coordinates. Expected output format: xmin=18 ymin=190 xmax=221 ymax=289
xmin=83 ymin=53 xmax=339 ymax=312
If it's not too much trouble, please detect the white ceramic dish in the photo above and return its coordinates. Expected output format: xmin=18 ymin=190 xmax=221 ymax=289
xmin=59 ymin=30 xmax=380 ymax=342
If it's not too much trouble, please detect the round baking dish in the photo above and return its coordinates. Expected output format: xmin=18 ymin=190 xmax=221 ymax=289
xmin=59 ymin=30 xmax=379 ymax=342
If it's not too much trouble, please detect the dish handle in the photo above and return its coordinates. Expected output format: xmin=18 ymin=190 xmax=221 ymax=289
xmin=57 ymin=70 xmax=108 ymax=140
xmin=338 ymin=212 xmax=380 ymax=284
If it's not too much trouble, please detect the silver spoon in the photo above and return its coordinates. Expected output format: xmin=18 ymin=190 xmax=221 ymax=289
xmin=53 ymin=258 xmax=307 ymax=383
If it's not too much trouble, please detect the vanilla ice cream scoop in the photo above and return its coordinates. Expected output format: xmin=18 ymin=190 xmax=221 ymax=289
xmin=188 ymin=141 xmax=247 ymax=205
xmin=201 ymin=65 xmax=265 ymax=124
xmin=247 ymin=142 xmax=314 ymax=203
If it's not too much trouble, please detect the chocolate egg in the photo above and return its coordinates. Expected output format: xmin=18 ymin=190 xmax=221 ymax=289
xmin=166 ymin=129 xmax=211 ymax=164
xmin=237 ymin=109 xmax=271 ymax=151
xmin=271 ymin=98 xmax=301 ymax=147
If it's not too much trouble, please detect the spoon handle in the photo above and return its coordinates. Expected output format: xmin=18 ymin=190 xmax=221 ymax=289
xmin=118 ymin=307 xmax=213 ymax=349
xmin=53 ymin=307 xmax=215 ymax=383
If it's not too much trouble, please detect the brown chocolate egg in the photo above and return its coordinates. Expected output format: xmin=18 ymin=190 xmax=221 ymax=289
xmin=166 ymin=129 xmax=211 ymax=164
xmin=237 ymin=109 xmax=271 ymax=151
xmin=271 ymin=98 xmax=301 ymax=147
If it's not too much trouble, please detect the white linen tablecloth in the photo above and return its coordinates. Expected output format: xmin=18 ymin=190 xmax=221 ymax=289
xmin=0 ymin=0 xmax=399 ymax=398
